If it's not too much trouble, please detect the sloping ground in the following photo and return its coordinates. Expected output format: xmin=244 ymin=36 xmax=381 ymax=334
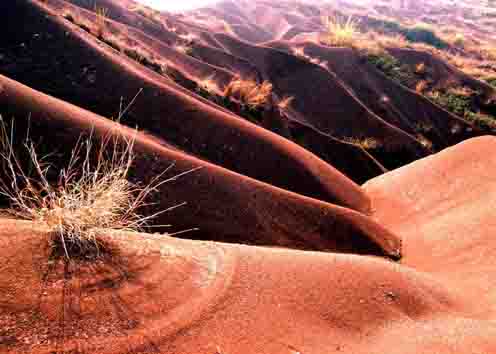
xmin=0 ymin=73 xmax=401 ymax=256
xmin=211 ymin=33 xmax=426 ymax=151
xmin=2 ymin=207 xmax=496 ymax=353
xmin=299 ymin=43 xmax=478 ymax=148
xmin=364 ymin=135 xmax=496 ymax=321
xmin=2 ymin=0 xmax=496 ymax=352
xmin=1 ymin=0 xmax=378 ymax=209
xmin=388 ymin=48 xmax=496 ymax=100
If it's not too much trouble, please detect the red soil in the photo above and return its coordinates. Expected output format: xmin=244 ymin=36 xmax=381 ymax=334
xmin=1 ymin=215 xmax=496 ymax=353
xmin=299 ymin=43 xmax=479 ymax=147
xmin=1 ymin=0 xmax=496 ymax=352
xmin=0 ymin=73 xmax=401 ymax=256
xmin=364 ymin=135 xmax=496 ymax=329
xmin=1 ymin=0 xmax=374 ymax=210
xmin=211 ymin=33 xmax=426 ymax=151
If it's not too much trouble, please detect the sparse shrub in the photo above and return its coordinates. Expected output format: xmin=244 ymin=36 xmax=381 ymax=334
xmin=343 ymin=137 xmax=382 ymax=150
xmin=415 ymin=122 xmax=434 ymax=133
xmin=174 ymin=44 xmax=193 ymax=56
xmin=322 ymin=15 xmax=358 ymax=48
xmin=223 ymin=79 xmax=273 ymax=109
xmin=427 ymin=88 xmax=496 ymax=130
xmin=221 ymin=21 xmax=236 ymax=36
xmin=465 ymin=112 xmax=496 ymax=130
xmin=453 ymin=33 xmax=466 ymax=48
xmin=485 ymin=77 xmax=496 ymax=88
xmin=131 ymin=5 xmax=163 ymax=26
xmin=277 ymin=96 xmax=294 ymax=111
xmin=367 ymin=52 xmax=414 ymax=86
xmin=402 ymin=24 xmax=448 ymax=49
xmin=124 ymin=48 xmax=164 ymax=74
xmin=99 ymin=35 xmax=121 ymax=52
xmin=428 ymin=89 xmax=472 ymax=116
xmin=0 ymin=114 xmax=184 ymax=259
xmin=292 ymin=47 xmax=305 ymax=58
xmin=94 ymin=5 xmax=108 ymax=38
xmin=415 ymin=62 xmax=426 ymax=75
xmin=416 ymin=134 xmax=433 ymax=150
xmin=365 ymin=18 xmax=447 ymax=49
xmin=196 ymin=76 xmax=219 ymax=96
xmin=63 ymin=12 xmax=75 ymax=23
xmin=415 ymin=80 xmax=428 ymax=93
xmin=78 ymin=22 xmax=92 ymax=33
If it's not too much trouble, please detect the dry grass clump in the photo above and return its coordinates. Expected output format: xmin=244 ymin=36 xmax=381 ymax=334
xmin=130 ymin=4 xmax=163 ymax=26
xmin=415 ymin=80 xmax=428 ymax=93
xmin=174 ymin=44 xmax=193 ymax=55
xmin=221 ymin=20 xmax=236 ymax=37
xmin=95 ymin=5 xmax=109 ymax=38
xmin=415 ymin=62 xmax=426 ymax=74
xmin=277 ymin=96 xmax=294 ymax=111
xmin=322 ymin=15 xmax=358 ymax=48
xmin=416 ymin=134 xmax=433 ymax=150
xmin=343 ymin=137 xmax=381 ymax=150
xmin=223 ymin=79 xmax=273 ymax=108
xmin=196 ymin=75 xmax=219 ymax=95
xmin=0 ymin=114 xmax=192 ymax=259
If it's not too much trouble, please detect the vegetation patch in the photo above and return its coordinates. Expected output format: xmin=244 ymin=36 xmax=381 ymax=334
xmin=223 ymin=79 xmax=273 ymax=109
xmin=343 ymin=137 xmax=382 ymax=150
xmin=366 ymin=52 xmax=415 ymax=87
xmin=322 ymin=15 xmax=358 ymax=48
xmin=98 ymin=34 xmax=121 ymax=52
xmin=123 ymin=48 xmax=164 ymax=74
xmin=402 ymin=25 xmax=448 ymax=49
xmin=427 ymin=88 xmax=496 ymax=130
xmin=485 ymin=77 xmax=496 ymax=88
xmin=365 ymin=18 xmax=448 ymax=49
xmin=0 ymin=115 xmax=178 ymax=260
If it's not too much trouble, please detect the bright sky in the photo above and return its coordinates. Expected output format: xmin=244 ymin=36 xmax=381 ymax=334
xmin=137 ymin=0 xmax=220 ymax=12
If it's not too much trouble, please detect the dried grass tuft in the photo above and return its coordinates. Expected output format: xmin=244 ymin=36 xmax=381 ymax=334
xmin=0 ymin=98 xmax=198 ymax=259
xmin=322 ymin=15 xmax=358 ymax=48
xmin=223 ymin=79 xmax=273 ymax=108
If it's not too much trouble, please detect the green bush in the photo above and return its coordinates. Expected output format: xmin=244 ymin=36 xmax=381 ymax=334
xmin=367 ymin=52 xmax=414 ymax=86
xmin=402 ymin=26 xmax=448 ymax=49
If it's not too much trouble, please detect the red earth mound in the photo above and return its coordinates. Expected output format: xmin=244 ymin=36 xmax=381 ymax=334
xmin=1 ymin=0 xmax=496 ymax=353
xmin=210 ymin=33 xmax=427 ymax=150
xmin=388 ymin=48 xmax=496 ymax=98
xmin=364 ymin=135 xmax=496 ymax=329
xmin=1 ymin=216 xmax=495 ymax=354
xmin=298 ymin=43 xmax=479 ymax=147
xmin=0 ymin=73 xmax=401 ymax=257
xmin=1 ymin=0 xmax=379 ymax=208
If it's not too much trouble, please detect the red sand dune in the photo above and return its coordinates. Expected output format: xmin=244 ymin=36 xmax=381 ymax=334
xmin=389 ymin=47 xmax=496 ymax=104
xmin=0 ymin=73 xmax=401 ymax=256
xmin=2 ymin=0 xmax=496 ymax=352
xmin=364 ymin=136 xmax=496 ymax=337
xmin=211 ymin=33 xmax=426 ymax=150
xmin=299 ymin=43 xmax=479 ymax=147
xmin=1 ymin=0 xmax=377 ymax=209
xmin=2 ymin=212 xmax=496 ymax=353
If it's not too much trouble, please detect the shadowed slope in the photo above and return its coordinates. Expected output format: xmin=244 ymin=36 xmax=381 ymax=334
xmin=0 ymin=73 xmax=402 ymax=257
xmin=0 ymin=0 xmax=373 ymax=212
xmin=212 ymin=33 xmax=427 ymax=151
xmin=389 ymin=48 xmax=496 ymax=99
xmin=300 ymin=43 xmax=478 ymax=148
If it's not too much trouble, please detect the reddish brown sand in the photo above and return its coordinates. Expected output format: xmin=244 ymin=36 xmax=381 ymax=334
xmin=0 ymin=73 xmax=402 ymax=257
xmin=1 ymin=209 xmax=496 ymax=353
xmin=1 ymin=0 xmax=496 ymax=352
xmin=0 ymin=0 xmax=380 ymax=207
